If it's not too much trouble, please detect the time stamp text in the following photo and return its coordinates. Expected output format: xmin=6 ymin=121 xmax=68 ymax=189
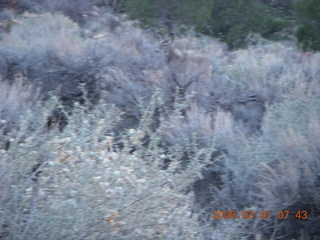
xmin=212 ymin=210 xmax=309 ymax=220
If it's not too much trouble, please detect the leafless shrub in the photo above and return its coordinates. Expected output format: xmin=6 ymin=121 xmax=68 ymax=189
xmin=0 ymin=92 xmax=210 ymax=240
xmin=204 ymin=94 xmax=320 ymax=239
xmin=0 ymin=75 xmax=39 ymax=125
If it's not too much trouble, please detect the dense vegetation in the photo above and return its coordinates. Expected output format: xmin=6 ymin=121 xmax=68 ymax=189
xmin=107 ymin=0 xmax=318 ymax=50
xmin=295 ymin=0 xmax=320 ymax=50
xmin=0 ymin=1 xmax=320 ymax=239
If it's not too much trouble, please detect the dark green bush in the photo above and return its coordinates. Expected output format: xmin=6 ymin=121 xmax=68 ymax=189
xmin=122 ymin=0 xmax=213 ymax=35
xmin=296 ymin=23 xmax=320 ymax=51
xmin=295 ymin=0 xmax=320 ymax=51
xmin=209 ymin=0 xmax=289 ymax=48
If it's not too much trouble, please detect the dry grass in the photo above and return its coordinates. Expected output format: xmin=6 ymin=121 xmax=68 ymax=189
xmin=0 ymin=75 xmax=39 ymax=122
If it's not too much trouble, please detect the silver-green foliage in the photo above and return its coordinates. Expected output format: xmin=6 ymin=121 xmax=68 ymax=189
xmin=0 ymin=90 xmax=216 ymax=240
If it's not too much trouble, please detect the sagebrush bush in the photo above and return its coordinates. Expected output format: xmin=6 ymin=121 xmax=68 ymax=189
xmin=0 ymin=13 xmax=113 ymax=108
xmin=15 ymin=0 xmax=93 ymax=23
xmin=198 ymin=90 xmax=320 ymax=240
xmin=0 ymin=12 xmax=167 ymax=130
xmin=0 ymin=90 xmax=217 ymax=240
xmin=0 ymin=76 xmax=40 ymax=135
xmin=4 ymin=11 xmax=310 ymax=135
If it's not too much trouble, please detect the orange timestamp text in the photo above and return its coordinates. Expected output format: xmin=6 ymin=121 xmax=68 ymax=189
xmin=212 ymin=210 xmax=308 ymax=220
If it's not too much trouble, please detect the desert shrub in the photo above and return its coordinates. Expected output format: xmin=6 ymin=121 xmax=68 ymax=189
xmin=0 ymin=12 xmax=80 ymax=79
xmin=263 ymin=93 xmax=320 ymax=137
xmin=140 ymin=36 xmax=316 ymax=136
xmin=0 ymin=11 xmax=243 ymax=134
xmin=0 ymin=13 xmax=112 ymax=107
xmin=197 ymin=90 xmax=320 ymax=239
xmin=255 ymin=126 xmax=320 ymax=239
xmin=230 ymin=93 xmax=320 ymax=240
xmin=0 ymin=11 xmax=169 ymax=131
xmin=0 ymin=90 xmax=217 ymax=239
xmin=219 ymin=42 xmax=305 ymax=101
xmin=161 ymin=101 xmax=215 ymax=148
xmin=164 ymin=36 xmax=309 ymax=117
xmin=203 ymin=41 xmax=320 ymax=133
xmin=0 ymin=76 xmax=40 ymax=136
xmin=193 ymin=109 xmax=269 ymax=239
xmin=15 ymin=0 xmax=93 ymax=24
